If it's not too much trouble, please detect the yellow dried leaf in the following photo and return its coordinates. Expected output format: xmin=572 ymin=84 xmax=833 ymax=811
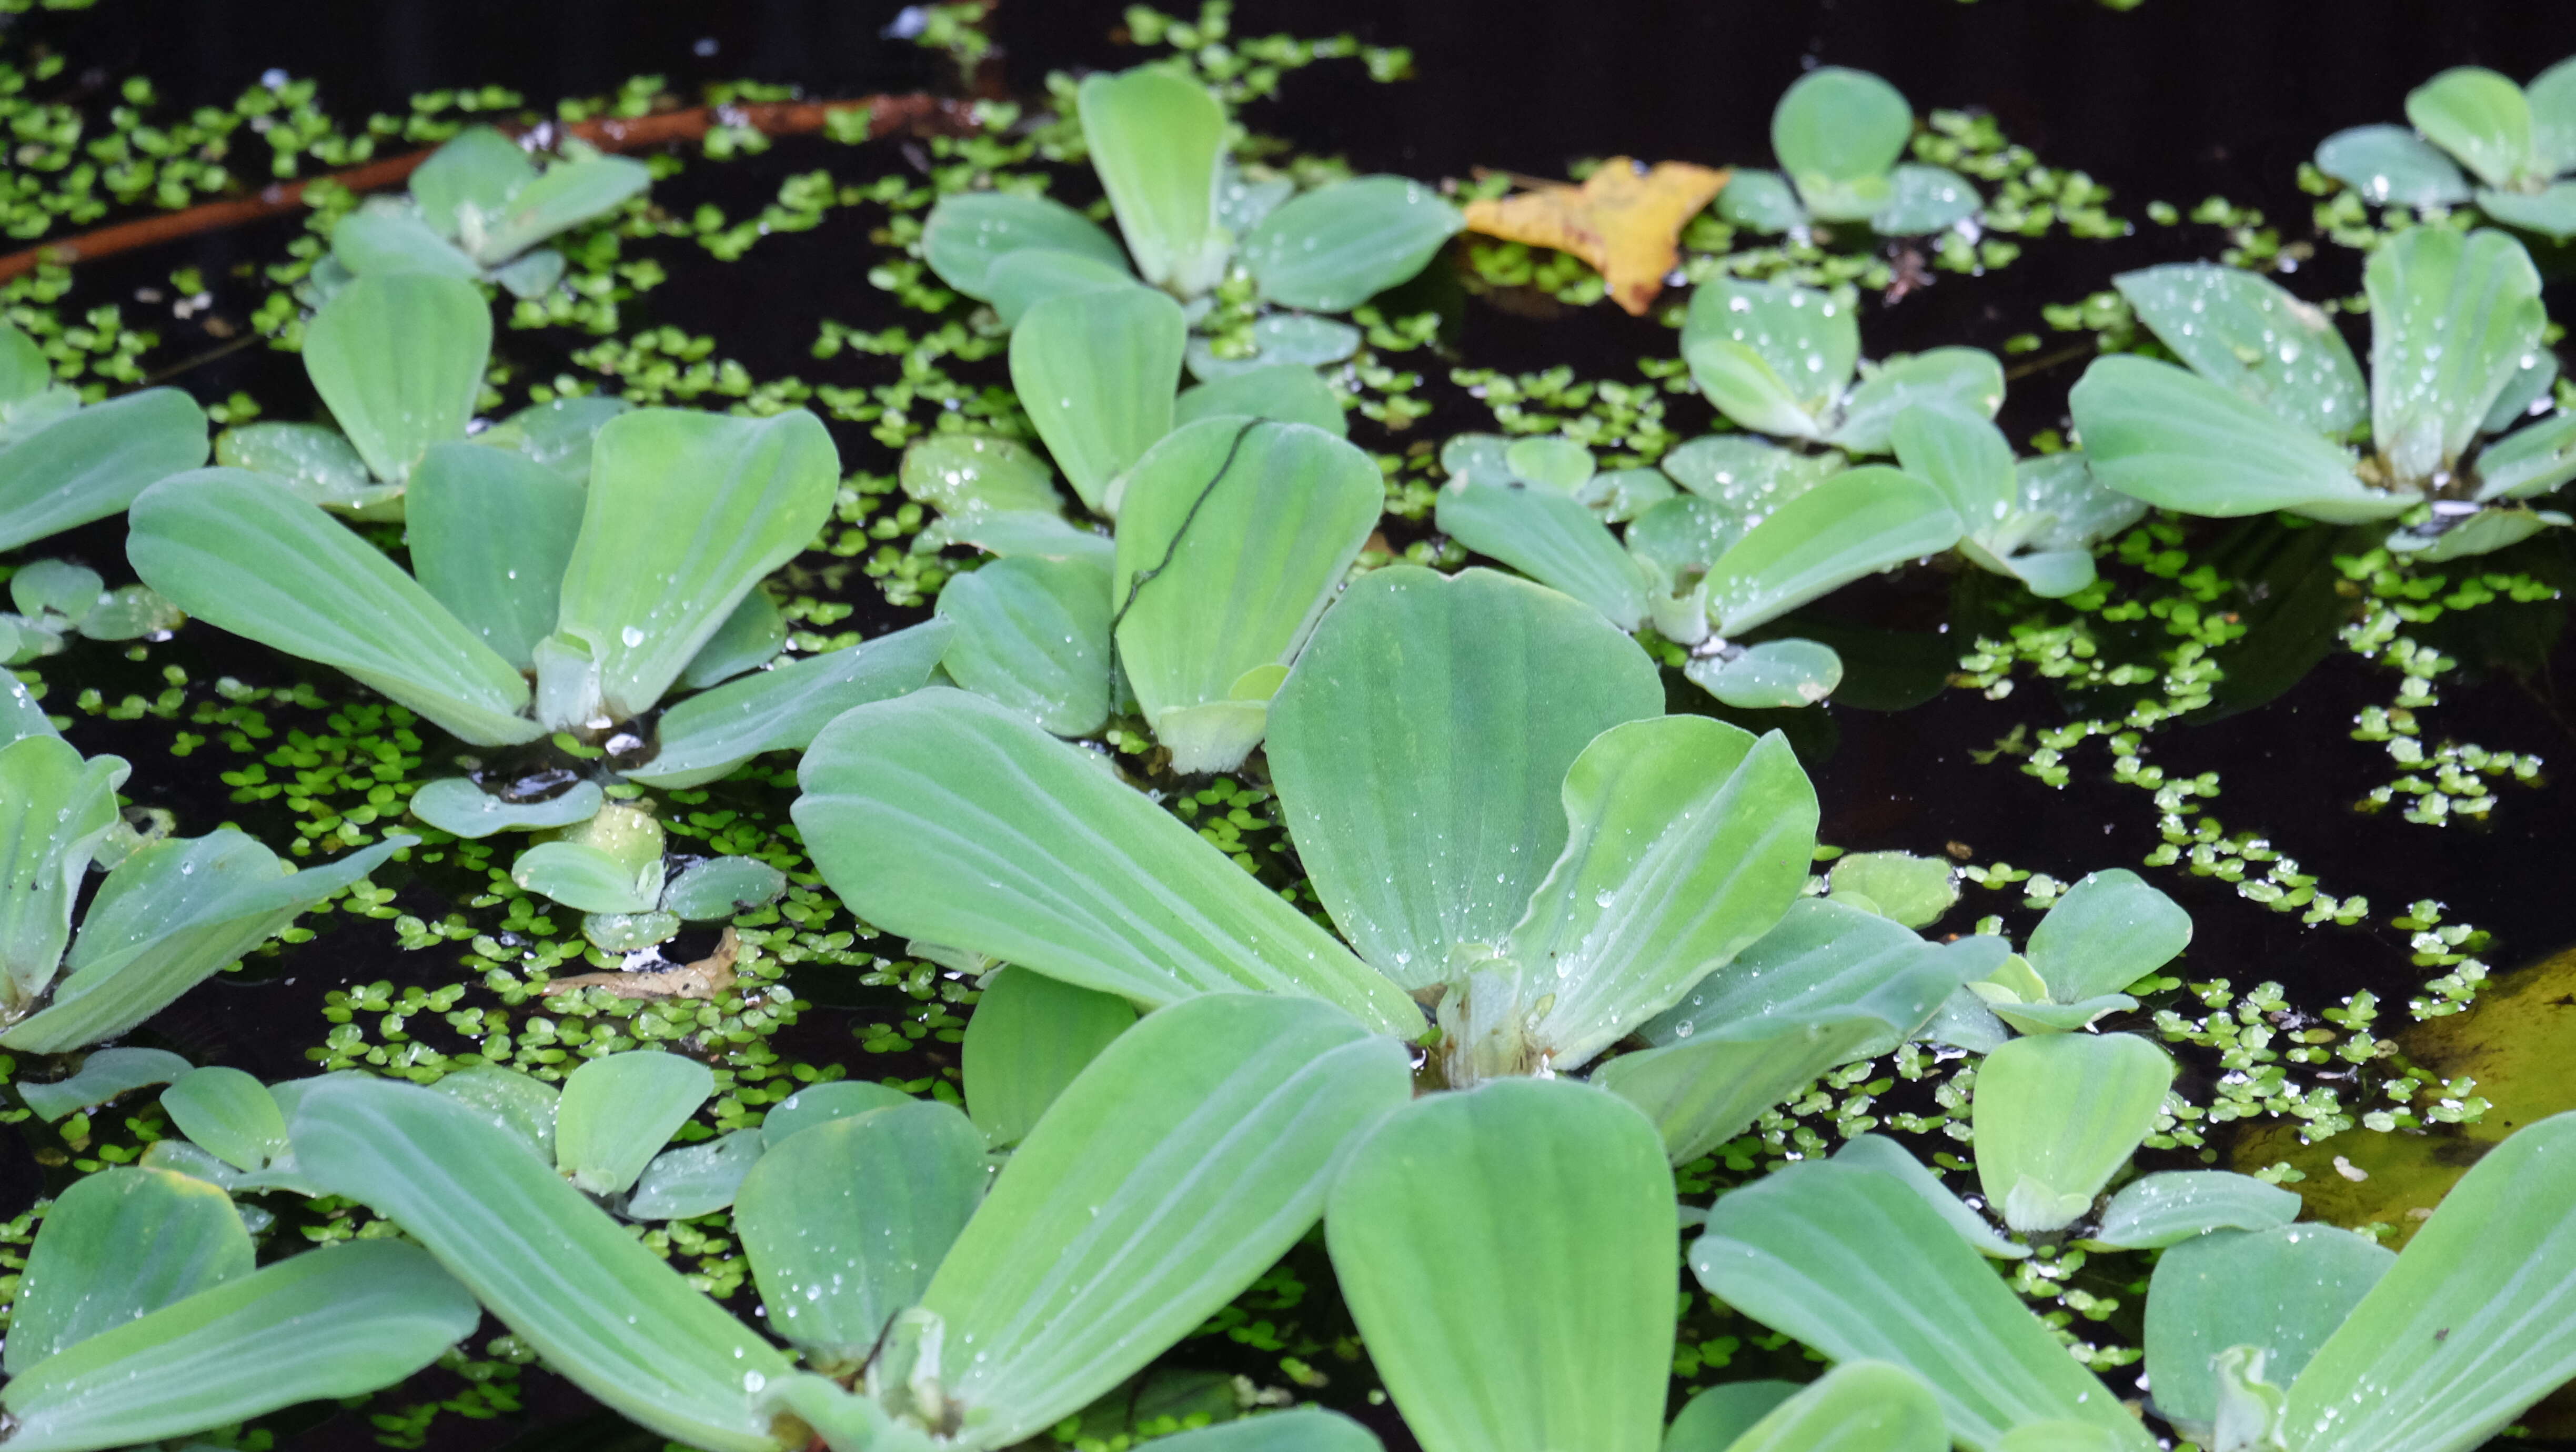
xmin=544 ymin=926 xmax=741 ymax=1002
xmin=1462 ymin=158 xmax=1730 ymax=315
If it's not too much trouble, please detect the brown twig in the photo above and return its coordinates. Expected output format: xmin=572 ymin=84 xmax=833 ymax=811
xmin=0 ymin=92 xmax=967 ymax=284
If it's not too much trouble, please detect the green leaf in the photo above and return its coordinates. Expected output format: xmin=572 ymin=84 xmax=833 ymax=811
xmin=2114 ymin=265 xmax=2369 ymax=439
xmin=1602 ymin=900 xmax=1965 ymax=1163
xmin=1077 ymin=67 xmax=1230 ymax=296
xmin=471 ymin=155 xmax=652 ymax=263
xmin=1825 ymin=851 xmax=1958 ymax=930
xmin=0 ymin=1239 xmax=479 ymax=1452
xmin=1579 ymin=467 xmax=1679 ymax=523
xmin=288 ymin=1076 xmax=792 ymax=1451
xmin=2088 ymin=1171 xmax=2300 ymax=1251
xmin=1326 ymin=1078 xmax=1674 ymax=1452
xmin=3 ymin=1166 xmax=253 ymax=1375
xmin=921 ymin=191 xmax=1132 ymax=300
xmin=160 ymin=1066 xmax=288 ymax=1172
xmin=5 ymin=832 xmax=409 ymax=1053
xmin=1971 ymin=1033 xmax=2175 ymax=1233
xmin=1716 ymin=169 xmax=1806 ymax=233
xmin=2023 ymin=868 xmax=2190 ymax=1004
xmin=431 ymin=1064 xmax=559 ymax=1163
xmin=0 ymin=388 xmax=208 ymax=550
xmin=556 ymin=1051 xmax=714 ymax=1196
xmin=625 ymin=1128 xmax=765 ymax=1221
xmin=550 ymin=408 xmax=841 ymax=725
xmin=0 ymin=735 xmax=125 ymax=1011
xmin=1507 ymin=717 xmax=1815 ymax=1068
xmin=762 ymin=1080 xmax=910 ymax=1148
xmin=127 ymin=469 xmax=540 ymax=744
xmin=2146 ymin=1225 xmax=2392 ymax=1439
xmin=2480 ymin=344 xmax=2560 ymax=435
xmin=661 ymin=855 xmax=787 ymax=921
xmin=961 ymin=966 xmax=1136 ymax=1147
xmin=1707 ymin=466 xmax=1964 ymax=634
xmin=490 ymin=246 xmax=567 ymax=297
xmin=1010 ymin=288 xmax=1186 ymax=515
xmin=0 ymin=316 xmax=51 ymax=402
xmin=2066 ymin=357 xmax=2402 ymax=523
xmin=984 ymin=248 xmax=1148 ymax=330
xmin=301 ymin=273 xmax=489 ymax=485
xmin=214 ymin=421 xmax=385 ymax=510
xmin=632 ymin=619 xmax=954 ymax=790
xmin=794 ymin=688 xmax=1419 ymax=1033
xmin=2405 ymin=66 xmax=2535 ymax=188
xmin=1873 ymin=165 xmax=1981 ymax=235
xmin=1667 ymin=1384 xmax=1803 ymax=1451
xmin=1175 ymin=362 xmax=1347 ymax=436
xmin=1692 ymin=1160 xmax=2156 ymax=1451
xmin=1139 ymin=1409 xmax=1382 ymax=1452
xmin=679 ymin=590 xmax=788 ymax=690
xmin=411 ymin=126 xmax=536 ymax=238
xmin=1686 ymin=638 xmax=1847 ymax=710
xmin=1112 ymin=419 xmax=1382 ymax=771
xmin=1185 ymin=315 xmax=1363 ymax=381
xmin=1659 ymin=436 xmax=1846 ymax=520
xmin=2474 ymin=410 xmax=2576 ymax=499
xmin=479 ymin=394 xmax=631 ymax=484
xmin=16 ymin=1046 xmax=192 ymax=1122
xmin=935 ymin=555 xmax=1114 ymax=737
xmin=1773 ymin=68 xmax=1915 ymax=220
xmin=8 ymin=559 xmax=96 ymax=619
xmin=2314 ymin=125 xmax=2472 ymax=207
xmin=1683 ymin=278 xmax=1858 ymax=438
xmin=1240 ymin=176 xmax=1462 ymax=311
xmin=2530 ymin=55 xmax=2576 ymax=176
xmin=1718 ymin=1363 xmax=1948 ymax=1452
xmin=512 ymin=840 xmax=661 ymax=916
xmin=2365 ymin=226 xmax=2545 ymax=483
xmin=736 ymin=1100 xmax=985 ymax=1365
xmin=1436 ymin=481 xmax=1649 ymax=631
xmin=409 ymin=777 xmax=604 ymax=838
xmin=918 ymin=994 xmax=1411 ymax=1448
xmin=330 ymin=203 xmax=483 ymax=279
xmin=2011 ymin=452 xmax=2146 ymax=552
xmin=1831 ymin=1135 xmax=2029 ymax=1260
xmin=902 ymin=432 xmax=1068 ymax=521
xmin=2285 ymin=1108 xmax=2576 ymax=1452
xmin=406 ymin=440 xmax=586 ymax=671
xmin=1828 ymin=350 xmax=2005 ymax=456
xmin=1265 ymin=566 xmax=1663 ymax=990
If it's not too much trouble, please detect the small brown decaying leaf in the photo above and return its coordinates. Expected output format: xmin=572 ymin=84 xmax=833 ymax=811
xmin=544 ymin=927 xmax=741 ymax=1002
xmin=1461 ymin=158 xmax=1730 ymax=316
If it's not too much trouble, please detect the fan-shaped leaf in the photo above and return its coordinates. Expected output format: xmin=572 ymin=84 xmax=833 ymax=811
xmin=625 ymin=1128 xmax=765 ymax=1221
xmin=160 ymin=1066 xmax=288 ymax=1172
xmin=1240 ymin=176 xmax=1462 ymax=311
xmin=937 ymin=555 xmax=1113 ymax=737
xmin=1718 ymin=169 xmax=1806 ymax=233
xmin=1686 ymin=638 xmax=1848 ymax=710
xmin=472 ymin=154 xmax=651 ymax=263
xmin=984 ymin=247 xmax=1145 ymax=329
xmin=16 ymin=1046 xmax=192 ymax=1123
xmin=2405 ymin=66 xmax=2534 ymax=188
xmin=0 ymin=735 xmax=124 ymax=1011
xmin=1873 ymin=165 xmax=1981 ymax=235
xmin=409 ymin=777 xmax=603 ymax=838
xmin=0 ymin=388 xmax=208 ymax=550
xmin=2089 ymin=1171 xmax=2299 ymax=1251
xmin=631 ymin=618 xmax=954 ymax=790
xmin=1175 ymin=363 xmax=1347 ymax=436
xmin=1437 ymin=481 xmax=1649 ymax=631
xmin=1078 ymin=68 xmax=1230 ymax=296
xmin=922 ymin=190 xmax=1132 ymax=300
xmin=2023 ymin=868 xmax=2191 ymax=1005
xmin=2366 ymin=226 xmax=2545 ymax=483
xmin=331 ymin=204 xmax=482 ymax=279
xmin=406 ymin=441 xmax=586 ymax=671
xmin=2067 ymin=356 xmax=2402 ymax=523
xmin=411 ymin=126 xmax=535 ymax=238
xmin=2315 ymin=125 xmax=2472 ymax=207
xmin=2145 ymin=1224 xmax=2392 ymax=1439
xmin=302 ymin=273 xmax=488 ymax=485
xmin=555 ymin=1051 xmax=714 ymax=1196
xmin=1707 ymin=466 xmax=1963 ymax=634
xmin=2115 ymin=265 xmax=2369 ymax=439
xmin=1828 ymin=349 xmax=2004 ymax=456
xmin=1011 ymin=288 xmax=1187 ymax=515
xmin=3 ymin=1166 xmax=253 ymax=1375
xmin=1972 ymin=1033 xmax=2175 ymax=1233
xmin=1683 ymin=278 xmax=1858 ymax=438
xmin=1773 ymin=68 xmax=1915 ymax=220
xmin=961 ymin=966 xmax=1136 ymax=1148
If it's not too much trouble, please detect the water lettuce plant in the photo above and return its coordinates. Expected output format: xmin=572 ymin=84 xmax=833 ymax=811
xmin=0 ymin=318 xmax=207 ymax=551
xmin=0 ymin=558 xmax=182 ymax=664
xmin=1683 ymin=276 xmax=2004 ymax=452
xmin=1694 ymin=1108 xmax=2576 ymax=1452
xmin=323 ymin=123 xmax=652 ymax=297
xmin=2069 ymin=228 xmax=2576 ymax=559
xmin=2314 ymin=56 xmax=2576 ymax=238
xmin=1718 ymin=67 xmax=1981 ymax=238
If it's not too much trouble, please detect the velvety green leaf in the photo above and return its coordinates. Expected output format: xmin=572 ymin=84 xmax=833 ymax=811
xmin=1240 ymin=176 xmax=1462 ymax=311
xmin=961 ymin=965 xmax=1136 ymax=1147
xmin=902 ymin=432 xmax=1066 ymax=521
xmin=480 ymin=394 xmax=631 ymax=484
xmin=213 ymin=422 xmax=383 ymax=510
xmin=679 ymin=590 xmax=787 ymax=690
xmin=1828 ymin=349 xmax=2005 ymax=456
xmin=935 ymin=554 xmax=1113 ymax=737
xmin=624 ymin=1128 xmax=764 ymax=1221
xmin=1665 ymin=1383 xmax=1803 ymax=1452
xmin=2530 ymin=55 xmax=2576 ymax=176
xmin=660 ymin=855 xmax=787 ymax=921
xmin=290 ymin=1078 xmax=791 ymax=1450
xmin=922 ymin=191 xmax=1132 ymax=300
xmin=1873 ymin=165 xmax=1981 ymax=235
xmin=127 ymin=469 xmax=539 ymax=744
xmin=632 ymin=618 xmax=954 ymax=789
xmin=551 ymin=408 xmax=841 ymax=725
xmin=2315 ymin=125 xmax=2473 ymax=207
xmin=1112 ymin=419 xmax=1382 ymax=771
xmin=736 ymin=1100 xmax=985 ymax=1364
xmin=1603 ymin=900 xmax=1964 ymax=1163
xmin=2406 ymin=66 xmax=2534 ymax=188
xmin=9 ymin=559 xmax=98 ymax=619
xmin=160 ymin=1066 xmax=288 ymax=1172
xmin=1266 ymin=566 xmax=1663 ymax=990
xmin=2115 ymin=265 xmax=2369 ymax=439
xmin=1825 ymin=851 xmax=1958 ymax=930
xmin=0 ymin=388 xmax=209 ymax=550
xmin=1078 ymin=68 xmax=1230 ymax=296
xmin=1660 ymin=436 xmax=1846 ymax=521
xmin=2480 ymin=344 xmax=2559 ymax=435
xmin=1175 ymin=363 xmax=1347 ymax=436
xmin=2365 ymin=226 xmax=2545 ymax=482
xmin=2011 ymin=452 xmax=2146 ymax=552
xmin=1720 ymin=1363 xmax=1948 ymax=1452
xmin=1972 ymin=1033 xmax=2175 ymax=1232
xmin=1692 ymin=1161 xmax=2156 ymax=1451
xmin=1683 ymin=278 xmax=1857 ymax=438
xmin=1578 ymin=468 xmax=1676 ymax=523
xmin=471 ymin=155 xmax=651 ymax=262
xmin=411 ymin=126 xmax=535 ymax=238
xmin=1773 ymin=68 xmax=1915 ymax=219
xmin=2285 ymin=1108 xmax=2576 ymax=1452
xmin=1219 ymin=164 xmax=1298 ymax=235
xmin=490 ymin=246 xmax=566 ymax=297
xmin=511 ymin=840 xmax=660 ymax=915
xmin=762 ymin=1080 xmax=910 ymax=1149
xmin=2023 ymin=869 xmax=2190 ymax=1004
xmin=1687 ymin=638 xmax=1847 ymax=709
xmin=1011 ymin=288 xmax=1186 ymax=515
xmin=795 ymin=688 xmax=1418 ymax=1032
xmin=406 ymin=440 xmax=586 ymax=671
xmin=1707 ymin=466 xmax=1963 ymax=634
xmin=0 ymin=1240 xmax=479 ymax=1452
xmin=919 ymin=994 xmax=1412 ymax=1448
xmin=0 ymin=317 xmax=50 ymax=402
xmin=331 ymin=203 xmax=482 ymax=279
xmin=2088 ymin=1170 xmax=2299 ymax=1251
xmin=302 ymin=273 xmax=488 ymax=486
xmin=17 ymin=1046 xmax=192 ymax=1122
xmin=1144 ymin=1409 xmax=1383 ymax=1452
xmin=5 ymin=833 xmax=408 ymax=1054
xmin=984 ymin=247 xmax=1146 ymax=329
xmin=4 ymin=1166 xmax=253 ymax=1375
xmin=74 ymin=583 xmax=178 ymax=641
xmin=2476 ymin=410 xmax=2576 ymax=499
xmin=1437 ymin=480 xmax=1648 ymax=631
xmin=0 ymin=734 xmax=125 ymax=1011
xmin=2067 ymin=357 xmax=2402 ymax=523
xmin=430 ymin=1063 xmax=558 ymax=1163
xmin=1508 ymin=717 xmax=1815 ymax=1067
xmin=1832 ymin=1134 xmax=2028 ymax=1259
xmin=2146 ymin=1225 xmax=2392 ymax=1439
xmin=2394 ymin=501 xmax=2563 ymax=560
xmin=1326 ymin=1078 xmax=1673 ymax=1452
xmin=2476 ymin=180 xmax=2576 ymax=240
xmin=1718 ymin=169 xmax=1806 ymax=233
xmin=1185 ymin=315 xmax=1363 ymax=381
xmin=409 ymin=777 xmax=603 ymax=838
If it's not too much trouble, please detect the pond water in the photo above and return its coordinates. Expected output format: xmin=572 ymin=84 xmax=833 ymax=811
xmin=6 ymin=1 xmax=2576 ymax=1448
